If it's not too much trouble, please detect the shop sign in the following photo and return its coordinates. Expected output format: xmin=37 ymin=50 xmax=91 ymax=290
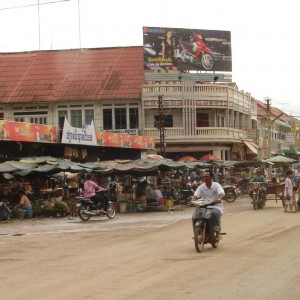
xmin=61 ymin=117 xmax=97 ymax=145
xmin=286 ymin=133 xmax=296 ymax=144
xmin=247 ymin=129 xmax=257 ymax=139
xmin=105 ymin=129 xmax=139 ymax=135
xmin=61 ymin=117 xmax=155 ymax=149
xmin=0 ymin=120 xmax=57 ymax=143
xmin=95 ymin=131 xmax=155 ymax=149
xmin=291 ymin=122 xmax=297 ymax=134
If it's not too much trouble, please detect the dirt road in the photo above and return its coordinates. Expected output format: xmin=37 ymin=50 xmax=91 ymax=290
xmin=1 ymin=198 xmax=300 ymax=300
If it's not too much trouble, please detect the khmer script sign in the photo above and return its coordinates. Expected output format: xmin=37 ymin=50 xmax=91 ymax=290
xmin=61 ymin=117 xmax=97 ymax=146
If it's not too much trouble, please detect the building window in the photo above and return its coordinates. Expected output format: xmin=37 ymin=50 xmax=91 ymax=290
xmin=84 ymin=109 xmax=94 ymax=126
xmin=70 ymin=110 xmax=82 ymax=128
xmin=0 ymin=112 xmax=3 ymax=120
xmin=154 ymin=115 xmax=173 ymax=127
xmin=58 ymin=110 xmax=67 ymax=129
xmin=15 ymin=118 xmax=25 ymax=122
xmin=30 ymin=117 xmax=47 ymax=124
xmin=129 ymin=108 xmax=138 ymax=128
xmin=103 ymin=109 xmax=112 ymax=130
xmin=115 ymin=108 xmax=126 ymax=129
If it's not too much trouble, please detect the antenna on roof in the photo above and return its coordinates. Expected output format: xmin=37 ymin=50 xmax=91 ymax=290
xmin=38 ymin=0 xmax=41 ymax=50
xmin=77 ymin=0 xmax=82 ymax=49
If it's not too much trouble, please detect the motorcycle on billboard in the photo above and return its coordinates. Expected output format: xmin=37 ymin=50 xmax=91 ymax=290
xmin=179 ymin=33 xmax=215 ymax=71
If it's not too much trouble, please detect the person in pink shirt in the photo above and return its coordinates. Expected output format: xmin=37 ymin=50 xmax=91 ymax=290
xmin=84 ymin=173 xmax=107 ymax=213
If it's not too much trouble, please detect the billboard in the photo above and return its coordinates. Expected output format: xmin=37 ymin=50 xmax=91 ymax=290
xmin=0 ymin=120 xmax=57 ymax=143
xmin=143 ymin=26 xmax=232 ymax=72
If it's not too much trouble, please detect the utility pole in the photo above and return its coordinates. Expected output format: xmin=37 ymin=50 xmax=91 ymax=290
xmin=156 ymin=95 xmax=166 ymax=157
xmin=265 ymin=97 xmax=272 ymax=158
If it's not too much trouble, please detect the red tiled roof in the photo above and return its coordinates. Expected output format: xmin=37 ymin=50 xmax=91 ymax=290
xmin=0 ymin=47 xmax=144 ymax=103
xmin=256 ymin=100 xmax=293 ymax=123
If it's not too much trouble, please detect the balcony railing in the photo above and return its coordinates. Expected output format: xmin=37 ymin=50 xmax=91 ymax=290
xmin=143 ymin=127 xmax=247 ymax=143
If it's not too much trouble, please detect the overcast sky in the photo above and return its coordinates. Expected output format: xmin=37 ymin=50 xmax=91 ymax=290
xmin=1 ymin=0 xmax=300 ymax=118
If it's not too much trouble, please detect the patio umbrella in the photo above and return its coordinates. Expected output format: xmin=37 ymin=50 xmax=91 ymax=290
xmin=199 ymin=154 xmax=221 ymax=161
xmin=292 ymin=163 xmax=300 ymax=170
xmin=263 ymin=155 xmax=297 ymax=164
xmin=147 ymin=154 xmax=164 ymax=159
xmin=178 ymin=156 xmax=197 ymax=162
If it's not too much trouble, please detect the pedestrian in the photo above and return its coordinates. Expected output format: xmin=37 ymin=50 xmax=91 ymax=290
xmin=284 ymin=170 xmax=296 ymax=213
xmin=212 ymin=166 xmax=221 ymax=183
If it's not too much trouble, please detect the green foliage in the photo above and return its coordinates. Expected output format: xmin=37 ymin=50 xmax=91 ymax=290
xmin=42 ymin=204 xmax=53 ymax=212
xmin=65 ymin=198 xmax=75 ymax=209
xmin=53 ymin=201 xmax=66 ymax=211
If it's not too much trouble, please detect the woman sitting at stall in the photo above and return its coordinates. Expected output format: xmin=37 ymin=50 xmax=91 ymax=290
xmin=14 ymin=189 xmax=32 ymax=218
xmin=150 ymin=183 xmax=165 ymax=206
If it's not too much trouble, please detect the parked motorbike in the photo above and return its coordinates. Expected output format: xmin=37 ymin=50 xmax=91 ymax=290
xmin=179 ymin=34 xmax=215 ymax=70
xmin=249 ymin=182 xmax=266 ymax=210
xmin=192 ymin=198 xmax=225 ymax=253
xmin=173 ymin=187 xmax=195 ymax=207
xmin=236 ymin=179 xmax=251 ymax=197
xmin=76 ymin=190 xmax=116 ymax=221
xmin=222 ymin=185 xmax=237 ymax=203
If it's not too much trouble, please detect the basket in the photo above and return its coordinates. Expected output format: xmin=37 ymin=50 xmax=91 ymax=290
xmin=12 ymin=210 xmax=26 ymax=219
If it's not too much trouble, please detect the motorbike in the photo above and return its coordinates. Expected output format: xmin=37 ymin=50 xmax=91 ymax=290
xmin=236 ymin=179 xmax=251 ymax=197
xmin=179 ymin=34 xmax=215 ymax=70
xmin=192 ymin=198 xmax=225 ymax=253
xmin=222 ymin=185 xmax=237 ymax=203
xmin=76 ymin=190 xmax=116 ymax=221
xmin=173 ymin=186 xmax=195 ymax=207
xmin=249 ymin=182 xmax=266 ymax=210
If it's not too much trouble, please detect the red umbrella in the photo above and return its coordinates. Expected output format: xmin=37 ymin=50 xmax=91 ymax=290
xmin=147 ymin=154 xmax=164 ymax=159
xmin=199 ymin=154 xmax=221 ymax=161
xmin=178 ymin=156 xmax=197 ymax=162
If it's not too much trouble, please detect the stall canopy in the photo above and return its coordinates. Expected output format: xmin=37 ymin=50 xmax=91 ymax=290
xmin=0 ymin=161 xmax=37 ymax=173
xmin=1 ymin=157 xmax=213 ymax=177
xmin=243 ymin=141 xmax=258 ymax=154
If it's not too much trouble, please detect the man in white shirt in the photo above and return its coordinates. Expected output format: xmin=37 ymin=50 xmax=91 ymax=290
xmin=191 ymin=169 xmax=225 ymax=239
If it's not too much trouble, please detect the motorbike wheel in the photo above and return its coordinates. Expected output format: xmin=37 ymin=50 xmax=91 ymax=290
xmin=224 ymin=191 xmax=237 ymax=203
xmin=211 ymin=231 xmax=220 ymax=248
xmin=180 ymin=49 xmax=188 ymax=62
xmin=201 ymin=53 xmax=214 ymax=70
xmin=253 ymin=194 xmax=258 ymax=210
xmin=106 ymin=203 xmax=116 ymax=219
xmin=257 ymin=190 xmax=263 ymax=209
xmin=78 ymin=204 xmax=92 ymax=221
xmin=194 ymin=224 xmax=205 ymax=253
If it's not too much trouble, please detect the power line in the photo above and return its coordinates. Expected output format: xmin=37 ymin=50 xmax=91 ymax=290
xmin=0 ymin=0 xmax=70 ymax=11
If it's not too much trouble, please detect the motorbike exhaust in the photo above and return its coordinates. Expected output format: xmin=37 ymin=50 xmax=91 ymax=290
xmin=83 ymin=211 xmax=97 ymax=216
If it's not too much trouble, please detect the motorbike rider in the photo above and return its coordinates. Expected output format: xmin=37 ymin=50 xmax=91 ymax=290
xmin=84 ymin=173 xmax=107 ymax=214
xmin=191 ymin=169 xmax=225 ymax=240
xmin=249 ymin=169 xmax=267 ymax=202
xmin=240 ymin=167 xmax=252 ymax=191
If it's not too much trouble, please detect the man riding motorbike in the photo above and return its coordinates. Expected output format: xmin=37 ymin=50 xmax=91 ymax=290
xmin=191 ymin=169 xmax=225 ymax=240
xmin=84 ymin=173 xmax=107 ymax=214
xmin=249 ymin=169 xmax=267 ymax=203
